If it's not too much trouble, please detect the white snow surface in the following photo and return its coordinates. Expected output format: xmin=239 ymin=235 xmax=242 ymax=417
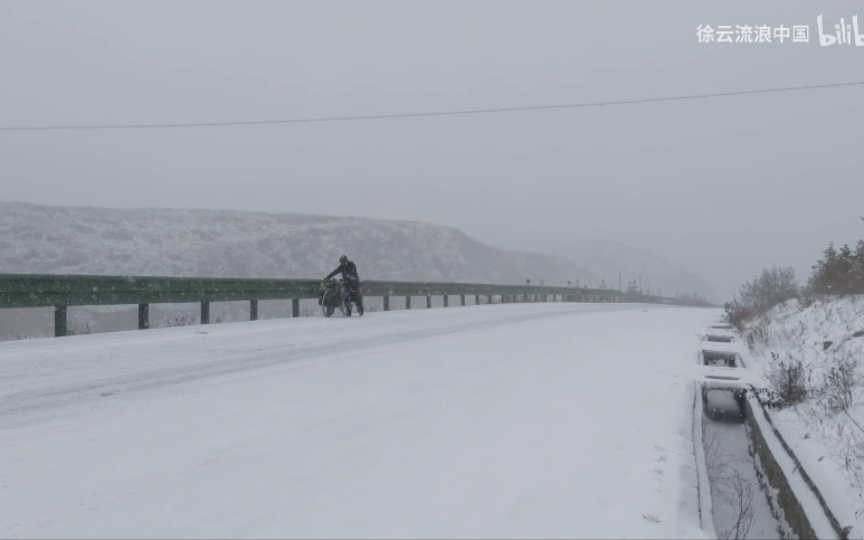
xmin=0 ymin=303 xmax=717 ymax=539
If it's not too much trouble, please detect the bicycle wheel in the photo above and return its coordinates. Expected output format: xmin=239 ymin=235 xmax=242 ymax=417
xmin=322 ymin=290 xmax=336 ymax=317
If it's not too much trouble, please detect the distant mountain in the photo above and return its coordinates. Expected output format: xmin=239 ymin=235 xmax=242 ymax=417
xmin=0 ymin=202 xmax=599 ymax=286
xmin=547 ymin=238 xmax=716 ymax=302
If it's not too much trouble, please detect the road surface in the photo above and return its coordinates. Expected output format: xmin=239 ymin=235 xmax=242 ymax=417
xmin=1 ymin=302 xmax=718 ymax=538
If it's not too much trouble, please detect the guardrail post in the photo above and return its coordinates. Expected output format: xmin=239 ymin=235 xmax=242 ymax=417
xmin=460 ymin=294 xmax=465 ymax=306
xmin=138 ymin=303 xmax=149 ymax=330
xmin=292 ymin=298 xmax=299 ymax=318
xmin=54 ymin=305 xmax=67 ymax=337
xmin=250 ymin=300 xmax=258 ymax=321
xmin=405 ymin=296 xmax=411 ymax=310
xmin=426 ymin=295 xmax=431 ymax=308
xmin=443 ymin=295 xmax=448 ymax=307
xmin=384 ymin=296 xmax=390 ymax=311
xmin=201 ymin=302 xmax=210 ymax=324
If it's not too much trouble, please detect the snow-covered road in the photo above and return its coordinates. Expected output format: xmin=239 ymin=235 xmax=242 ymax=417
xmin=1 ymin=303 xmax=718 ymax=538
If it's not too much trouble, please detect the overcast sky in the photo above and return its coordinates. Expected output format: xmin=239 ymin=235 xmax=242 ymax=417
xmin=2 ymin=0 xmax=863 ymax=300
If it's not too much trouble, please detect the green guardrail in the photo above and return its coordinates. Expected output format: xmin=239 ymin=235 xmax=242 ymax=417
xmin=0 ymin=273 xmax=669 ymax=337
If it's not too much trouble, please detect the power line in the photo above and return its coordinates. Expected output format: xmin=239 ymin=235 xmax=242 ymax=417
xmin=2 ymin=80 xmax=862 ymax=132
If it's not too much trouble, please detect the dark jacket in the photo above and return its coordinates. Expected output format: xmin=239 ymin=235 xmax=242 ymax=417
xmin=325 ymin=260 xmax=359 ymax=282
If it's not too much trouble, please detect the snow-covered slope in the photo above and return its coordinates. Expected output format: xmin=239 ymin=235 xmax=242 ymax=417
xmin=0 ymin=202 xmax=597 ymax=286
xmin=741 ymin=296 xmax=864 ymax=538
xmin=505 ymin=237 xmax=715 ymax=301
xmin=555 ymin=239 xmax=716 ymax=301
xmin=0 ymin=302 xmax=715 ymax=538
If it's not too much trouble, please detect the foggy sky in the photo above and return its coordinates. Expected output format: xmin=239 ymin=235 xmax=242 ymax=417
xmin=2 ymin=0 xmax=863 ymax=300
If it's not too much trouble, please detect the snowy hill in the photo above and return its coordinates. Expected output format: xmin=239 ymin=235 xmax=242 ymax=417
xmin=0 ymin=202 xmax=599 ymax=285
xmin=534 ymin=238 xmax=716 ymax=302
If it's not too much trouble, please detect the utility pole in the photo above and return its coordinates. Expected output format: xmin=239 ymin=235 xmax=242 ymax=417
xmin=639 ymin=274 xmax=642 ymax=293
xmin=618 ymin=272 xmax=621 ymax=292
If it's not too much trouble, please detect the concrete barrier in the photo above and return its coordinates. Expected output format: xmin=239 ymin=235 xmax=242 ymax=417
xmin=701 ymin=349 xmax=738 ymax=367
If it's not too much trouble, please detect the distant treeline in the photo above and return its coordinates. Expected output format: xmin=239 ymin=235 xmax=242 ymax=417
xmin=725 ymin=218 xmax=864 ymax=328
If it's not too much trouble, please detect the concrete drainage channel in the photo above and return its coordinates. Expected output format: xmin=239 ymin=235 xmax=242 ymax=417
xmin=694 ymin=325 xmax=843 ymax=539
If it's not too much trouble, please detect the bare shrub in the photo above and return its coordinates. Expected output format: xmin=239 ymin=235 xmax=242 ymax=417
xmin=704 ymin=430 xmax=756 ymax=540
xmin=798 ymin=368 xmax=864 ymax=496
xmin=762 ymin=353 xmax=811 ymax=408
xmin=821 ymin=352 xmax=863 ymax=414
xmin=705 ymin=429 xmax=739 ymax=481
xmin=717 ymin=470 xmax=756 ymax=540
xmin=67 ymin=323 xmax=92 ymax=335
xmin=162 ymin=316 xmax=197 ymax=327
xmin=815 ymin=417 xmax=864 ymax=492
xmin=725 ymin=266 xmax=798 ymax=330
xmin=743 ymin=315 xmax=771 ymax=351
